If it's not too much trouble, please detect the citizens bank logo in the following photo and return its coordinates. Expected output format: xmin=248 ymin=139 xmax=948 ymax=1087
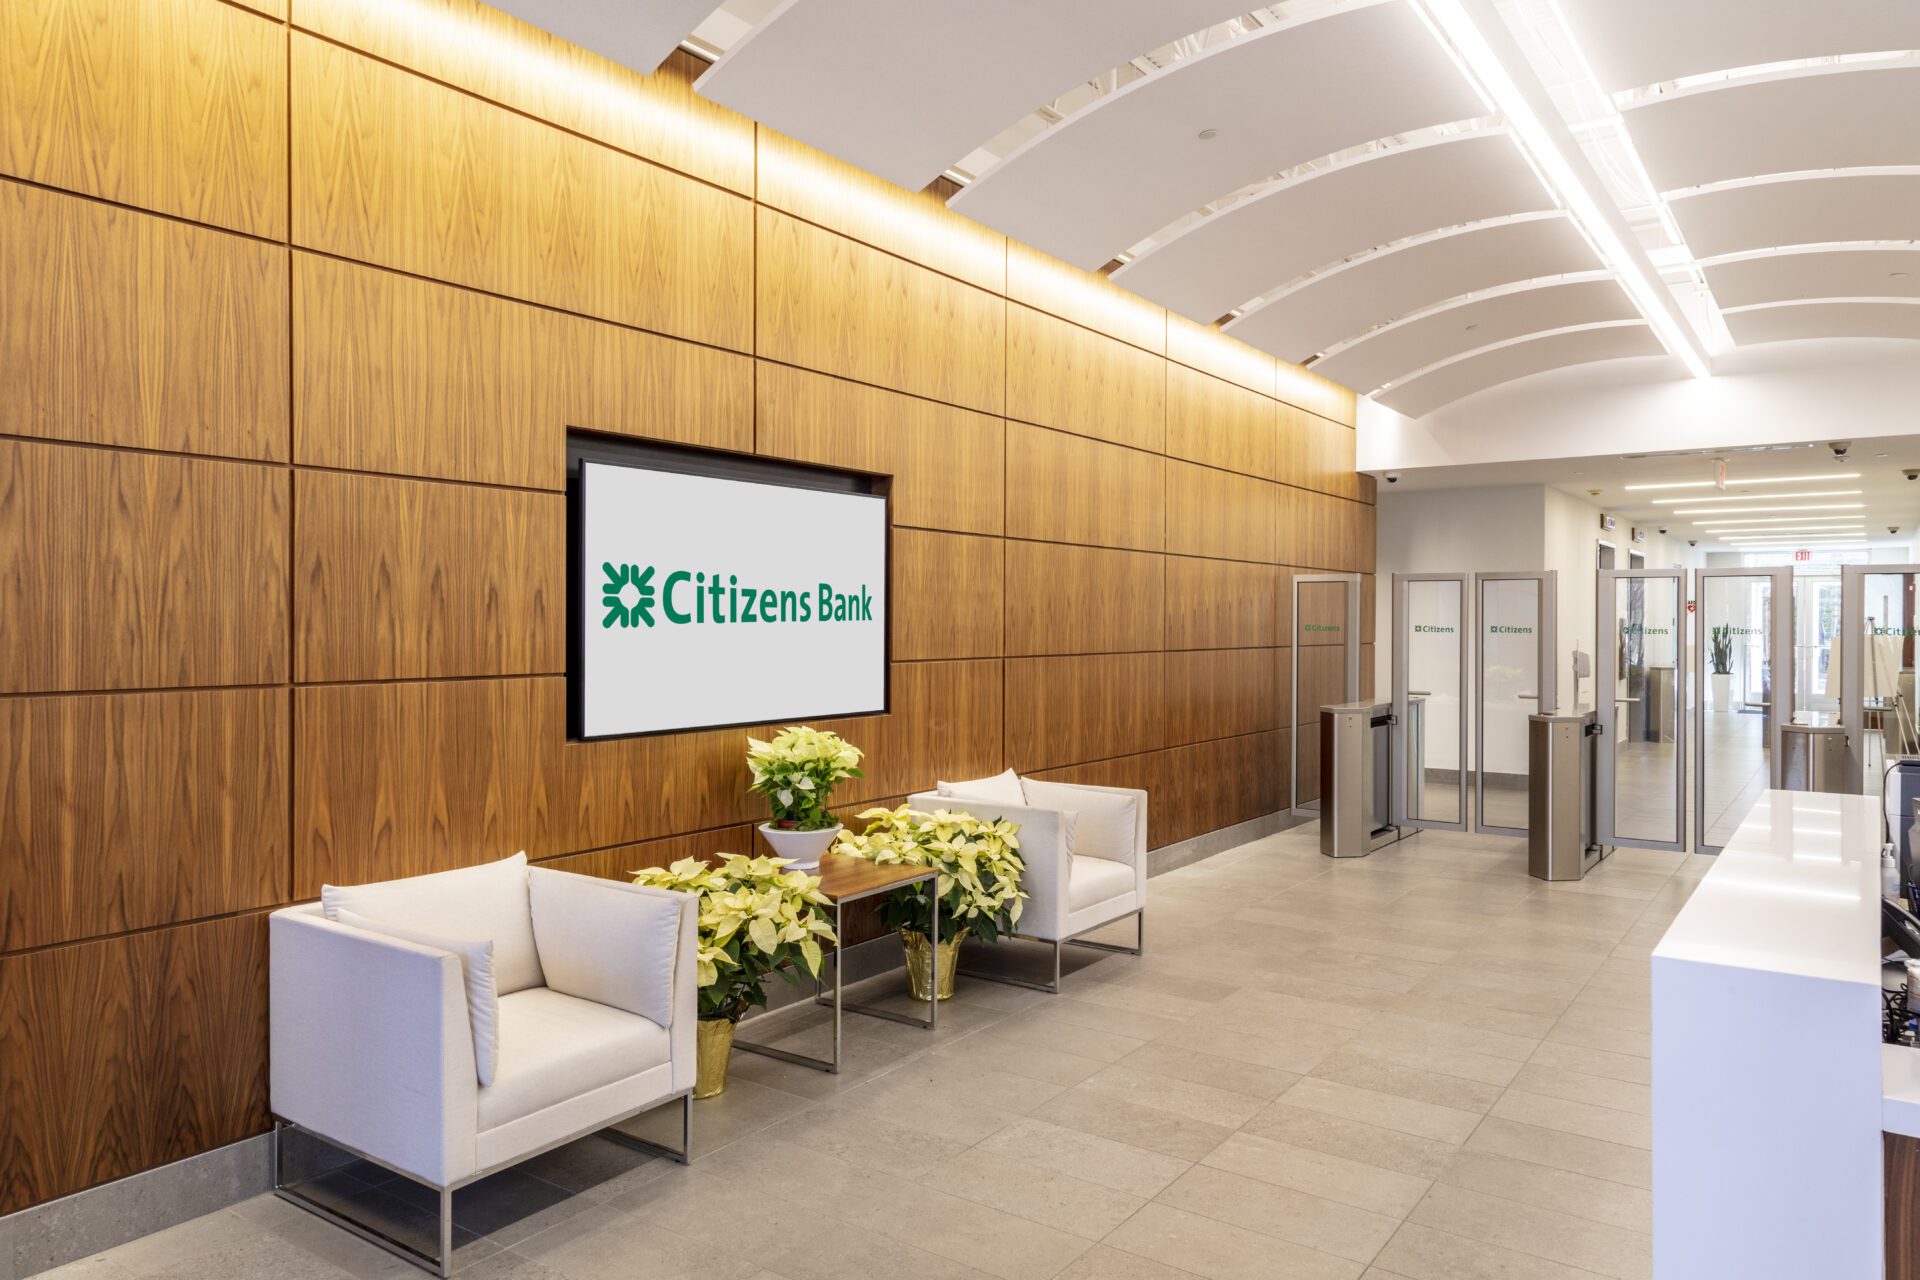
xmin=601 ymin=561 xmax=872 ymax=630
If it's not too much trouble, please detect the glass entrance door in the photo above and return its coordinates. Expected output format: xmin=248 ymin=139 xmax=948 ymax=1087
xmin=1694 ymin=567 xmax=1790 ymax=851
xmin=1291 ymin=573 xmax=1361 ymax=816
xmin=1473 ymin=572 xmax=1557 ymax=835
xmin=1393 ymin=574 xmax=1468 ymax=830
xmin=1842 ymin=564 xmax=1920 ymax=792
xmin=1597 ymin=569 xmax=1686 ymax=851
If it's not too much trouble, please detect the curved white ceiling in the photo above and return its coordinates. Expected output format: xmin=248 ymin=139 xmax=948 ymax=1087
xmin=694 ymin=0 xmax=1252 ymax=190
xmin=1705 ymin=249 xmax=1920 ymax=308
xmin=1313 ymin=279 xmax=1638 ymax=394
xmin=1378 ymin=325 xmax=1668 ymax=418
xmin=1224 ymin=215 xmax=1599 ymax=363
xmin=1725 ymin=301 xmax=1920 ymax=345
xmin=948 ymin=0 xmax=1485 ymax=270
xmin=1628 ymin=66 xmax=1920 ymax=193
xmin=1669 ymin=174 xmax=1920 ymax=258
xmin=487 ymin=0 xmax=720 ymax=73
xmin=1111 ymin=131 xmax=1551 ymax=324
xmin=1556 ymin=0 xmax=1920 ymax=95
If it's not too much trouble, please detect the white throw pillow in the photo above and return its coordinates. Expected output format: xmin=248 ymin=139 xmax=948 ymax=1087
xmin=936 ymin=768 xmax=1025 ymax=806
xmin=1021 ymin=779 xmax=1138 ymax=863
xmin=528 ymin=868 xmax=683 ymax=1028
xmin=321 ymin=851 xmax=545 ymax=994
xmin=335 ymin=909 xmax=500 ymax=1087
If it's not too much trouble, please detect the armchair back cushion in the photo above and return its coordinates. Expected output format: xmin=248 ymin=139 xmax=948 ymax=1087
xmin=322 ymin=851 xmax=545 ymax=994
xmin=528 ymin=868 xmax=682 ymax=1028
xmin=334 ymin=909 xmax=501 ymax=1086
xmin=936 ymin=768 xmax=1024 ymax=806
xmin=1022 ymin=779 xmax=1139 ymax=864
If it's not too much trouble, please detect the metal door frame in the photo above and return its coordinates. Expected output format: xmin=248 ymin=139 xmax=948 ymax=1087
xmin=1290 ymin=572 xmax=1362 ymax=817
xmin=1841 ymin=563 xmax=1920 ymax=794
xmin=1392 ymin=573 xmax=1469 ymax=830
xmin=1472 ymin=570 xmax=1557 ymax=836
xmin=1693 ymin=566 xmax=1792 ymax=852
xmin=1596 ymin=567 xmax=1687 ymax=852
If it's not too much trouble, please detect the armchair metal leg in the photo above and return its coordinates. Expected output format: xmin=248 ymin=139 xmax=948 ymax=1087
xmin=1065 ymin=909 xmax=1145 ymax=957
xmin=958 ymin=938 xmax=1063 ymax=995
xmin=601 ymin=1090 xmax=692 ymax=1165
xmin=272 ymin=1122 xmax=455 ymax=1278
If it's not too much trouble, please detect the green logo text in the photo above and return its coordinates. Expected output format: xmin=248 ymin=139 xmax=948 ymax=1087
xmin=601 ymin=561 xmax=873 ymax=630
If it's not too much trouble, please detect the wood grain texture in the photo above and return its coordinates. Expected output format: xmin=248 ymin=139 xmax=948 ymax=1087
xmin=1006 ymin=242 xmax=1164 ymax=354
xmin=893 ymin=530 xmax=1003 ymax=661
xmin=0 ymin=180 xmax=288 ymax=462
xmin=812 ymin=660 xmax=1004 ymax=806
xmin=1004 ymin=541 xmax=1164 ymax=656
xmin=1028 ymin=750 xmax=1165 ymax=849
xmin=537 ymin=825 xmax=754 ymax=882
xmin=0 ymin=442 xmax=288 ymax=693
xmin=754 ymin=362 xmax=1003 ymax=536
xmin=757 ymin=207 xmax=1005 ymax=415
xmin=295 ymin=255 xmax=751 ymax=490
xmin=1294 ymin=719 xmax=1322 ymax=806
xmin=1275 ymin=359 xmax=1357 ymax=427
xmin=1004 ymin=653 xmax=1165 ymax=774
xmin=0 ymin=689 xmax=286 ymax=953
xmin=1887 ymin=1132 xmax=1920 ymax=1280
xmin=1005 ymin=425 xmax=1164 ymax=554
xmin=293 ymin=0 xmax=755 ymax=194
xmin=1167 ymin=313 xmax=1274 ymax=396
xmin=0 ymin=911 xmax=270 ymax=1215
xmin=1293 ymin=574 xmax=1353 ymax=648
xmin=1166 ymin=460 xmax=1278 ymax=564
xmin=1165 ymin=557 xmax=1279 ymax=651
xmin=1165 ymin=649 xmax=1281 ymax=747
xmin=1278 ymin=403 xmax=1362 ymax=501
xmin=290 ymin=35 xmax=752 ymax=352
xmin=1296 ymin=645 xmax=1348 ymax=724
xmin=0 ymin=0 xmax=286 ymax=236
xmin=295 ymin=471 xmax=564 ymax=682
xmin=1158 ymin=731 xmax=1284 ymax=846
xmin=1007 ymin=304 xmax=1165 ymax=452
xmin=1167 ymin=362 xmax=1277 ymax=480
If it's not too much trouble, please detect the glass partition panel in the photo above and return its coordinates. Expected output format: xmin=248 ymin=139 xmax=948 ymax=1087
xmin=1793 ymin=571 xmax=1841 ymax=723
xmin=1400 ymin=577 xmax=1465 ymax=827
xmin=1291 ymin=575 xmax=1358 ymax=815
xmin=1477 ymin=577 xmax=1542 ymax=833
xmin=1609 ymin=574 xmax=1682 ymax=846
xmin=1699 ymin=573 xmax=1775 ymax=849
xmin=1859 ymin=570 xmax=1919 ymax=789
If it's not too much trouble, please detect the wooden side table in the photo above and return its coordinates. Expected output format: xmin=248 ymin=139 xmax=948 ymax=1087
xmin=731 ymin=851 xmax=937 ymax=1074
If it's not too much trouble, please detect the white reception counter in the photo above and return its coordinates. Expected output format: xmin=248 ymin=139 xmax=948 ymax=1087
xmin=1652 ymin=789 xmax=1890 ymax=1279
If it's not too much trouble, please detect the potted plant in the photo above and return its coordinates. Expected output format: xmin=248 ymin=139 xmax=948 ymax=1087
xmin=746 ymin=727 xmax=864 ymax=870
xmin=631 ymin=854 xmax=838 ymax=1099
xmin=1710 ymin=624 xmax=1734 ymax=711
xmin=832 ymin=805 xmax=1026 ymax=1001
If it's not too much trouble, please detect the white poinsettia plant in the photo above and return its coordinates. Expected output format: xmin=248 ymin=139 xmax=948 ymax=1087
xmin=832 ymin=805 xmax=1027 ymax=945
xmin=746 ymin=726 xmax=864 ymax=831
xmin=631 ymin=854 xmax=838 ymax=1022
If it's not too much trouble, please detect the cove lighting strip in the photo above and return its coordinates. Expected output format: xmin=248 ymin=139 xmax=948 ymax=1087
xmin=1414 ymin=0 xmax=1710 ymax=379
xmin=1626 ymin=473 xmax=1861 ymax=491
xmin=1651 ymin=490 xmax=1860 ymax=505
xmin=1671 ymin=504 xmax=1865 ymax=515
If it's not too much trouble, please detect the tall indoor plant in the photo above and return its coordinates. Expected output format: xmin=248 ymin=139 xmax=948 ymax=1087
xmin=746 ymin=727 xmax=864 ymax=869
xmin=631 ymin=854 xmax=838 ymax=1098
xmin=1710 ymin=624 xmax=1734 ymax=711
xmin=832 ymin=805 xmax=1026 ymax=1001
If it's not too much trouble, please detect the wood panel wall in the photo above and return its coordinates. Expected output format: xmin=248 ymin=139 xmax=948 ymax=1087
xmin=0 ymin=0 xmax=1375 ymax=1214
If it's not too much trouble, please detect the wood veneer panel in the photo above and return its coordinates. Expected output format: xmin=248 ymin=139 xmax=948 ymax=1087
xmin=0 ymin=442 xmax=288 ymax=693
xmin=1294 ymin=719 xmax=1322 ymax=806
xmin=293 ymin=0 xmax=754 ymax=194
xmin=756 ymin=208 xmax=1004 ymax=416
xmin=1293 ymin=574 xmax=1353 ymax=648
xmin=0 ymin=181 xmax=288 ymax=462
xmin=0 ymin=690 xmax=287 ymax=953
xmin=0 ymin=0 xmax=286 ymax=237
xmin=295 ymin=472 xmax=564 ymax=682
xmin=1006 ymin=243 xmax=1165 ymax=354
xmin=754 ymin=362 xmax=1003 ymax=536
xmin=893 ymin=530 xmax=1003 ymax=661
xmin=1167 ymin=362 xmax=1277 ymax=480
xmin=1158 ymin=731 xmax=1284 ymax=845
xmin=1297 ymin=645 xmax=1347 ymax=724
xmin=756 ymin=127 xmax=1005 ymax=294
xmin=1004 ymin=542 xmax=1164 ymax=657
xmin=1165 ymin=649 xmax=1281 ymax=747
xmin=1278 ymin=403 xmax=1362 ymax=501
xmin=538 ymin=825 xmax=754 ymax=882
xmin=295 ymin=256 xmax=751 ymax=489
xmin=0 ymin=912 xmax=270 ymax=1215
xmin=813 ymin=660 xmax=1003 ymax=805
xmin=1887 ymin=1132 xmax=1920 ymax=1280
xmin=1004 ymin=653 xmax=1164 ymax=773
xmin=290 ymin=35 xmax=752 ymax=352
xmin=1165 ymin=557 xmax=1279 ymax=651
xmin=1005 ymin=425 xmax=1164 ymax=554
xmin=1007 ymin=304 xmax=1165 ymax=453
xmin=1166 ymin=460 xmax=1278 ymax=564
xmin=1028 ymin=750 xmax=1165 ymax=849
xmin=1167 ymin=313 xmax=1275 ymax=396
xmin=1275 ymin=359 xmax=1357 ymax=427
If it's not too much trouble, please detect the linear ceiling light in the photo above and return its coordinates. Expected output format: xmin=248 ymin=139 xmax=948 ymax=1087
xmin=1652 ymin=490 xmax=1861 ymax=506
xmin=1693 ymin=516 xmax=1868 ymax=526
xmin=1669 ymin=504 xmax=1866 ymax=515
xmin=1697 ymin=521 xmax=1865 ymax=529
xmin=1625 ymin=472 xmax=1862 ymax=491
xmin=1414 ymin=0 xmax=1710 ymax=379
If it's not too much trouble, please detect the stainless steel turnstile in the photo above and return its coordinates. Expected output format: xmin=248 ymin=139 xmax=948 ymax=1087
xmin=1321 ymin=701 xmax=1405 ymax=858
xmin=1781 ymin=723 xmax=1848 ymax=792
xmin=1528 ymin=710 xmax=1608 ymax=881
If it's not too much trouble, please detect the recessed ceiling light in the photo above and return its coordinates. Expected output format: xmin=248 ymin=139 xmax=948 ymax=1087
xmin=1197 ymin=129 xmax=1219 ymax=141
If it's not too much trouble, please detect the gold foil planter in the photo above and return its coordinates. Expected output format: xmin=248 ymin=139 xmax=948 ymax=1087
xmin=901 ymin=928 xmax=961 ymax=1001
xmin=695 ymin=1018 xmax=737 ymax=1099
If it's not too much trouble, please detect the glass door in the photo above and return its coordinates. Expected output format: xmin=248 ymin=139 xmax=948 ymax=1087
xmin=1393 ymin=574 xmax=1468 ymax=830
xmin=1694 ymin=567 xmax=1790 ymax=851
xmin=1793 ymin=570 xmax=1843 ymax=723
xmin=1291 ymin=573 xmax=1361 ymax=816
xmin=1473 ymin=571 xmax=1557 ymax=835
xmin=1597 ymin=569 xmax=1686 ymax=851
xmin=1842 ymin=564 xmax=1920 ymax=793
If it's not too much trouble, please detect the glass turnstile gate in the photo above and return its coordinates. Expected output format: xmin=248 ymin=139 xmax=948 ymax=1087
xmin=1597 ymin=569 xmax=1686 ymax=852
xmin=1475 ymin=571 xmax=1557 ymax=837
xmin=1694 ymin=567 xmax=1790 ymax=852
xmin=1292 ymin=573 xmax=1362 ymax=817
xmin=1392 ymin=574 xmax=1468 ymax=831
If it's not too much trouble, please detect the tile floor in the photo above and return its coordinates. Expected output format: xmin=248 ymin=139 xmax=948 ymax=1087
xmin=38 ymin=822 xmax=1708 ymax=1280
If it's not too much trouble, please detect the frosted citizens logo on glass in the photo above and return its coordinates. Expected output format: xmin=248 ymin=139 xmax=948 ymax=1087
xmin=601 ymin=561 xmax=873 ymax=630
xmin=1621 ymin=624 xmax=1670 ymax=634
xmin=1302 ymin=623 xmax=1342 ymax=632
xmin=1488 ymin=624 xmax=1534 ymax=634
xmin=1871 ymin=626 xmax=1920 ymax=637
xmin=1413 ymin=624 xmax=1455 ymax=633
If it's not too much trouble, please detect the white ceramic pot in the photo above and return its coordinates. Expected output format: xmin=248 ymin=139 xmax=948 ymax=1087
xmin=757 ymin=822 xmax=842 ymax=870
xmin=1711 ymin=672 xmax=1732 ymax=711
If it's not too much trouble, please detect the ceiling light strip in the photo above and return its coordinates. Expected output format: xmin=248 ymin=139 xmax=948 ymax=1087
xmin=1669 ymin=504 xmax=1866 ymax=515
xmin=1652 ymin=490 xmax=1861 ymax=506
xmin=1627 ymin=472 xmax=1862 ymax=491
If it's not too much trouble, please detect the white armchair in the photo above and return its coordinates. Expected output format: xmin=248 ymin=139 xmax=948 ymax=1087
xmin=910 ymin=770 xmax=1147 ymax=993
xmin=269 ymin=853 xmax=696 ymax=1276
